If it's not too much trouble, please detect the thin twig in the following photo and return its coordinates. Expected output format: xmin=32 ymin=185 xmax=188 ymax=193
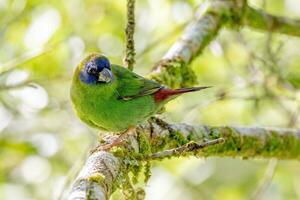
xmin=250 ymin=159 xmax=278 ymax=200
xmin=144 ymin=138 xmax=225 ymax=160
xmin=0 ymin=34 xmax=71 ymax=76
xmin=0 ymin=47 xmax=52 ymax=75
xmin=124 ymin=0 xmax=136 ymax=71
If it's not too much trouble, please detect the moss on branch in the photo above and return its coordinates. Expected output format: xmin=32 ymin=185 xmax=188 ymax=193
xmin=149 ymin=57 xmax=197 ymax=88
xmin=147 ymin=123 xmax=300 ymax=159
xmin=149 ymin=0 xmax=247 ymax=88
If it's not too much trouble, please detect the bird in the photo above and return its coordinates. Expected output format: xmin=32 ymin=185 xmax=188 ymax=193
xmin=70 ymin=53 xmax=210 ymax=134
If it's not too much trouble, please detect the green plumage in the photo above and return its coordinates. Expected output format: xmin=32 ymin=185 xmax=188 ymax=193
xmin=71 ymin=54 xmax=208 ymax=132
xmin=71 ymin=54 xmax=163 ymax=132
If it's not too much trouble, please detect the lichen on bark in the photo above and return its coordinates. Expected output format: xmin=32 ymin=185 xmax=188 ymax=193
xmin=149 ymin=57 xmax=198 ymax=88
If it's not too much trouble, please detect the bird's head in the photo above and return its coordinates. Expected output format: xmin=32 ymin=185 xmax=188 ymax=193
xmin=79 ymin=54 xmax=113 ymax=85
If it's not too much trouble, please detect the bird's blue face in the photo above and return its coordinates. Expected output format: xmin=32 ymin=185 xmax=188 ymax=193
xmin=80 ymin=56 xmax=113 ymax=85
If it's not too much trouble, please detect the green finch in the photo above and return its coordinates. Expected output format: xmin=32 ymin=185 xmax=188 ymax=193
xmin=70 ymin=53 xmax=209 ymax=132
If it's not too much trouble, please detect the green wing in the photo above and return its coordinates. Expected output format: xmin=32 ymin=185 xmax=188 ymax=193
xmin=111 ymin=65 xmax=162 ymax=100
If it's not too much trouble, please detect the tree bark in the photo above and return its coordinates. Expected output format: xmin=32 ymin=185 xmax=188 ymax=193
xmin=68 ymin=120 xmax=300 ymax=200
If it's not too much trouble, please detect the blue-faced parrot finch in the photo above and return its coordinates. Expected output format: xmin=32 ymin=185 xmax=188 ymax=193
xmin=70 ymin=53 xmax=209 ymax=132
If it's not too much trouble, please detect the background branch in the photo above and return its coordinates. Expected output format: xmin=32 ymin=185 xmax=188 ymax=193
xmin=250 ymin=159 xmax=278 ymax=200
xmin=244 ymin=6 xmax=300 ymax=37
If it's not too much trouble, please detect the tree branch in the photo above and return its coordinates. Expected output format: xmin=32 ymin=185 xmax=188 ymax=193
xmin=124 ymin=0 xmax=136 ymax=71
xmin=250 ymin=159 xmax=278 ymax=200
xmin=148 ymin=1 xmax=300 ymax=88
xmin=244 ymin=6 xmax=300 ymax=37
xmin=68 ymin=119 xmax=300 ymax=200
xmin=146 ymin=120 xmax=300 ymax=159
xmin=68 ymin=152 xmax=120 ymax=200
xmin=149 ymin=0 xmax=247 ymax=88
xmin=0 ymin=46 xmax=51 ymax=75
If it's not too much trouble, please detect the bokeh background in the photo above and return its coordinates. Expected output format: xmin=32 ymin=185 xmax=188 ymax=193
xmin=1 ymin=0 xmax=300 ymax=199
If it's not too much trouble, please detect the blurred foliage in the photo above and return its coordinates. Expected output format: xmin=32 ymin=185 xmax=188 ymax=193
xmin=0 ymin=0 xmax=300 ymax=199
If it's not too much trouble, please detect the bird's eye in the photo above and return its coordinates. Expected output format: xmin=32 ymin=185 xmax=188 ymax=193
xmin=87 ymin=67 xmax=97 ymax=75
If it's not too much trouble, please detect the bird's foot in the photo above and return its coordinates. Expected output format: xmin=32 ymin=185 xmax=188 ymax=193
xmin=97 ymin=136 xmax=126 ymax=151
xmin=92 ymin=127 xmax=136 ymax=153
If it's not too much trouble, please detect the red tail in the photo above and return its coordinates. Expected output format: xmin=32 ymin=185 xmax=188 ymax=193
xmin=154 ymin=86 xmax=211 ymax=103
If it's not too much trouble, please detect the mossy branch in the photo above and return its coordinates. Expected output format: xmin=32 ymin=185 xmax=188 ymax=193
xmin=149 ymin=0 xmax=247 ymax=88
xmin=68 ymin=119 xmax=300 ymax=200
xmin=144 ymin=138 xmax=225 ymax=160
xmin=68 ymin=151 xmax=119 ymax=200
xmin=145 ymin=119 xmax=300 ymax=159
xmin=148 ymin=0 xmax=300 ymax=88
xmin=124 ymin=0 xmax=136 ymax=71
